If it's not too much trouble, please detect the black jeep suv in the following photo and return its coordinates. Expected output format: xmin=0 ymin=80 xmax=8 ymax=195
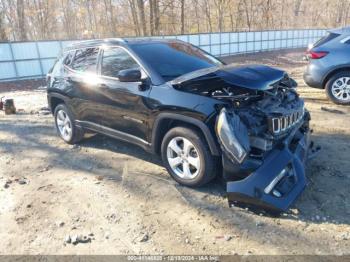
xmin=47 ymin=38 xmax=316 ymax=213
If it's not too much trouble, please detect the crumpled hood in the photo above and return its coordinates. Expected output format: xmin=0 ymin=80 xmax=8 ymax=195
xmin=171 ymin=64 xmax=287 ymax=91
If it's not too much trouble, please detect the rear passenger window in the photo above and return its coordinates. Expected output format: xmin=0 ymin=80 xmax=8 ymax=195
xmin=49 ymin=50 xmax=74 ymax=75
xmin=101 ymin=48 xmax=139 ymax=78
xmin=63 ymin=50 xmax=75 ymax=66
xmin=71 ymin=48 xmax=99 ymax=73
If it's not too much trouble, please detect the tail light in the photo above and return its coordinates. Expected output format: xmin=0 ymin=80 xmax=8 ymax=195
xmin=306 ymin=50 xmax=329 ymax=59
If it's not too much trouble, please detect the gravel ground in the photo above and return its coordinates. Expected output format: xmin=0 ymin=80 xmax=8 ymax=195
xmin=0 ymin=49 xmax=349 ymax=255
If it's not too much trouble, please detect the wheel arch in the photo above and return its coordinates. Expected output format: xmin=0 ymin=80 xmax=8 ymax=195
xmin=151 ymin=113 xmax=220 ymax=156
xmin=48 ymin=92 xmax=69 ymax=114
xmin=322 ymin=66 xmax=350 ymax=88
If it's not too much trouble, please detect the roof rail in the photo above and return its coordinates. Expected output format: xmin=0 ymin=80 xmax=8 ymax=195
xmin=67 ymin=38 xmax=126 ymax=48
xmin=103 ymin=38 xmax=127 ymax=43
xmin=329 ymin=26 xmax=350 ymax=34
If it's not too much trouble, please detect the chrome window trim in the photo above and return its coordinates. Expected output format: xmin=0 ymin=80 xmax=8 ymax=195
xmin=99 ymin=45 xmax=151 ymax=82
xmin=62 ymin=44 xmax=152 ymax=83
xmin=63 ymin=46 xmax=100 ymax=76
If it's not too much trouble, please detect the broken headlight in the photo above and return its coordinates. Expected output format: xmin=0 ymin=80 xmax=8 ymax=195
xmin=216 ymin=108 xmax=250 ymax=163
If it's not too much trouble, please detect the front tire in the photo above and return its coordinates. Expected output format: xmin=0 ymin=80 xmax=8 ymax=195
xmin=325 ymin=72 xmax=350 ymax=105
xmin=54 ymin=104 xmax=84 ymax=144
xmin=161 ymin=127 xmax=217 ymax=187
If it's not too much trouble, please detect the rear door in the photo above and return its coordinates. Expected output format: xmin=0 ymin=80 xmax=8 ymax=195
xmin=47 ymin=50 xmax=75 ymax=90
xmin=96 ymin=46 xmax=151 ymax=142
xmin=66 ymin=47 xmax=101 ymax=122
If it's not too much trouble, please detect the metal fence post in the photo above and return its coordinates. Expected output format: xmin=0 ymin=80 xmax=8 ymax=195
xmin=219 ymin=32 xmax=222 ymax=56
xmin=8 ymin=42 xmax=19 ymax=79
xmin=59 ymin=40 xmax=63 ymax=53
xmin=35 ymin=41 xmax=44 ymax=77
xmin=209 ymin=33 xmax=212 ymax=54
xmin=237 ymin=32 xmax=240 ymax=53
xmin=0 ymin=29 xmax=327 ymax=82
xmin=228 ymin=33 xmax=231 ymax=55
xmin=245 ymin=31 xmax=248 ymax=54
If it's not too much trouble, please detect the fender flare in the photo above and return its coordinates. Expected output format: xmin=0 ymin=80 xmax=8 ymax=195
xmin=47 ymin=92 xmax=70 ymax=113
xmin=322 ymin=65 xmax=350 ymax=87
xmin=151 ymin=112 xmax=220 ymax=156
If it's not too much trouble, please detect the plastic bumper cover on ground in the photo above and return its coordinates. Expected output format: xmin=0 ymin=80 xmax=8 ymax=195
xmin=227 ymin=127 xmax=314 ymax=214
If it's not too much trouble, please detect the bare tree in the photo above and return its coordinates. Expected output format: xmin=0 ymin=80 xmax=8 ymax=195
xmin=137 ymin=0 xmax=147 ymax=36
xmin=0 ymin=8 xmax=7 ymax=40
xmin=203 ymin=1 xmax=213 ymax=32
xmin=242 ymin=0 xmax=252 ymax=31
xmin=294 ymin=0 xmax=303 ymax=16
xmin=153 ymin=0 xmax=160 ymax=34
xmin=16 ymin=0 xmax=26 ymax=40
xmin=180 ymin=0 xmax=185 ymax=34
xmin=0 ymin=0 xmax=348 ymax=41
xmin=149 ymin=0 xmax=154 ymax=35
xmin=127 ymin=0 xmax=140 ymax=36
xmin=193 ymin=0 xmax=201 ymax=32
xmin=214 ymin=0 xmax=228 ymax=32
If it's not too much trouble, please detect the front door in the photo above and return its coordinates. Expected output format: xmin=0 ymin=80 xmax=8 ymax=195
xmin=96 ymin=46 xmax=151 ymax=142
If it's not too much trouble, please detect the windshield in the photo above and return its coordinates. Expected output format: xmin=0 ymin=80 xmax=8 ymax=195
xmin=130 ymin=42 xmax=223 ymax=81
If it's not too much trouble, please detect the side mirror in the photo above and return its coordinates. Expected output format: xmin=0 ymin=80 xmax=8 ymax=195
xmin=118 ymin=68 xmax=142 ymax=82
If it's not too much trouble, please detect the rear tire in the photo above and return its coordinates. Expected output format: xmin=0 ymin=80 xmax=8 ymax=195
xmin=54 ymin=104 xmax=84 ymax=144
xmin=325 ymin=71 xmax=350 ymax=105
xmin=161 ymin=127 xmax=217 ymax=187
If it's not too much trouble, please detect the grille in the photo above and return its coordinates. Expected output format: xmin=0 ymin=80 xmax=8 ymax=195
xmin=268 ymin=107 xmax=305 ymax=135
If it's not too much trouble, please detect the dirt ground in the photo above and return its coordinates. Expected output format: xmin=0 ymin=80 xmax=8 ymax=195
xmin=0 ymin=49 xmax=349 ymax=255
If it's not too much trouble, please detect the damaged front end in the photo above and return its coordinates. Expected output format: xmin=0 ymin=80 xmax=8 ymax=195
xmin=172 ymin=64 xmax=319 ymax=214
xmin=214 ymin=78 xmax=319 ymax=214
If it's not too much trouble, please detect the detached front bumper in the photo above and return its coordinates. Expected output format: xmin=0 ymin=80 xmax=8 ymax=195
xmin=226 ymin=124 xmax=319 ymax=214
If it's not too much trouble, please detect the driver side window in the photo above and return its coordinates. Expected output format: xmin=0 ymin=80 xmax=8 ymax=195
xmin=101 ymin=47 xmax=139 ymax=78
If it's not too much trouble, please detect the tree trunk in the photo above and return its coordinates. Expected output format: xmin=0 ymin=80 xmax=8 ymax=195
xmin=204 ymin=1 xmax=212 ymax=32
xmin=243 ymin=0 xmax=252 ymax=31
xmin=194 ymin=0 xmax=200 ymax=32
xmin=0 ymin=10 xmax=8 ymax=41
xmin=128 ymin=0 xmax=140 ymax=36
xmin=16 ymin=0 xmax=27 ymax=40
xmin=137 ymin=0 xmax=147 ymax=36
xmin=103 ymin=0 xmax=117 ymax=36
xmin=214 ymin=0 xmax=225 ymax=32
xmin=154 ymin=0 xmax=160 ymax=35
xmin=180 ymin=0 xmax=185 ymax=34
xmin=294 ymin=0 xmax=303 ymax=16
xmin=280 ymin=0 xmax=285 ymax=29
xmin=149 ymin=0 xmax=154 ymax=35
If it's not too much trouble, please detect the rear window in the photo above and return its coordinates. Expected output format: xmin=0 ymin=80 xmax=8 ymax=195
xmin=48 ymin=50 xmax=74 ymax=75
xmin=313 ymin=32 xmax=340 ymax=48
